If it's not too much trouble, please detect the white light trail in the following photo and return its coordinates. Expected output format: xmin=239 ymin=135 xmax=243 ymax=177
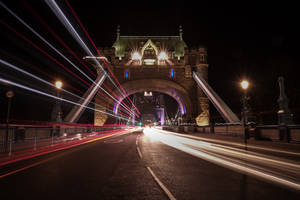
xmin=0 ymin=77 xmax=132 ymax=121
xmin=160 ymin=130 xmax=300 ymax=156
xmin=0 ymin=2 xmax=135 ymax=117
xmin=0 ymin=59 xmax=128 ymax=118
xmin=45 ymin=0 xmax=104 ymax=71
xmin=45 ymin=0 xmax=130 ymax=107
xmin=143 ymin=128 xmax=300 ymax=191
xmin=0 ymin=2 xmax=95 ymax=83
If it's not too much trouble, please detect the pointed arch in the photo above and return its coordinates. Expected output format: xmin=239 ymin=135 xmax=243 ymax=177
xmin=141 ymin=39 xmax=158 ymax=56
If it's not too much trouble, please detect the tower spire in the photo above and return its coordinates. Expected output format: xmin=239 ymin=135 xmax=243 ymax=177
xmin=117 ymin=25 xmax=120 ymax=40
xmin=179 ymin=25 xmax=183 ymax=40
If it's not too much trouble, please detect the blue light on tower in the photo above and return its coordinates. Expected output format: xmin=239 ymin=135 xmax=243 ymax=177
xmin=125 ymin=69 xmax=129 ymax=79
xmin=170 ymin=68 xmax=174 ymax=78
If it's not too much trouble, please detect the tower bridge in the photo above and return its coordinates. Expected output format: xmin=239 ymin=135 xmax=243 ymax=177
xmin=90 ymin=26 xmax=210 ymax=126
xmin=65 ymin=26 xmax=240 ymax=126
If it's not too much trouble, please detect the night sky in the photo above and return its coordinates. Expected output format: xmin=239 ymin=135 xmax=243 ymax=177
xmin=1 ymin=1 xmax=300 ymax=124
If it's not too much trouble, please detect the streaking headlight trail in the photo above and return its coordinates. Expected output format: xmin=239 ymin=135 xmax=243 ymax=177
xmin=143 ymin=128 xmax=300 ymax=191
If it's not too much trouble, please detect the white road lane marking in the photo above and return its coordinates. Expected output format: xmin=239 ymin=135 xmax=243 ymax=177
xmin=136 ymin=135 xmax=143 ymax=159
xmin=147 ymin=166 xmax=177 ymax=200
xmin=137 ymin=146 xmax=143 ymax=159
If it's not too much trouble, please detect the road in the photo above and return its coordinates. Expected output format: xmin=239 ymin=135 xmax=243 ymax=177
xmin=1 ymin=128 xmax=299 ymax=200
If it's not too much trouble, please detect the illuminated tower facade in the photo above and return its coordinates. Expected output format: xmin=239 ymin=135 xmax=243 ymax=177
xmin=92 ymin=26 xmax=209 ymax=125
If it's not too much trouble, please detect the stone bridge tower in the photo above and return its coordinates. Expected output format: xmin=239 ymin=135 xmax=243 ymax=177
xmin=92 ymin=26 xmax=209 ymax=126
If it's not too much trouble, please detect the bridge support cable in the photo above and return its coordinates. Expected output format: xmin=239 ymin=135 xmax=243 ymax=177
xmin=193 ymin=72 xmax=240 ymax=123
xmin=65 ymin=72 xmax=106 ymax=123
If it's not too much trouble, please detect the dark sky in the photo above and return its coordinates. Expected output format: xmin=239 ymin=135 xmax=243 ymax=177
xmin=1 ymin=0 xmax=300 ymax=123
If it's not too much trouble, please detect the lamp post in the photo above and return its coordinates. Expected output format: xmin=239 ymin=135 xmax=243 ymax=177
xmin=5 ymin=90 xmax=14 ymax=153
xmin=50 ymin=81 xmax=63 ymax=140
xmin=55 ymin=81 xmax=63 ymax=122
xmin=51 ymin=81 xmax=63 ymax=123
xmin=241 ymin=80 xmax=249 ymax=149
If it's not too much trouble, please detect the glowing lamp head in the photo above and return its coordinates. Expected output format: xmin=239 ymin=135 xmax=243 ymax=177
xmin=132 ymin=52 xmax=142 ymax=60
xmin=158 ymin=51 xmax=168 ymax=60
xmin=241 ymin=80 xmax=249 ymax=90
xmin=55 ymin=81 xmax=63 ymax=89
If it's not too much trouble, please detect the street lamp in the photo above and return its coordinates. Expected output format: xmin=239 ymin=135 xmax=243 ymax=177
xmin=51 ymin=81 xmax=63 ymax=123
xmin=55 ymin=80 xmax=62 ymax=89
xmin=241 ymin=80 xmax=249 ymax=90
xmin=55 ymin=81 xmax=63 ymax=122
xmin=5 ymin=90 xmax=14 ymax=152
xmin=241 ymin=80 xmax=249 ymax=148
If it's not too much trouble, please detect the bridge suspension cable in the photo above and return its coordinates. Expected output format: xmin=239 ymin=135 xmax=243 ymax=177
xmin=193 ymin=71 xmax=240 ymax=123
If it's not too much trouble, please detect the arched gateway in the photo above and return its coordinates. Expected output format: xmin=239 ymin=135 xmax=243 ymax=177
xmin=91 ymin=26 xmax=210 ymax=126
xmin=113 ymin=79 xmax=192 ymax=118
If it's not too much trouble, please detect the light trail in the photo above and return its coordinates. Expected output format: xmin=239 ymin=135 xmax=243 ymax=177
xmin=22 ymin=0 xmax=97 ymax=78
xmin=0 ymin=77 xmax=132 ymax=121
xmin=0 ymin=2 xmax=136 ymax=118
xmin=0 ymin=2 xmax=94 ymax=84
xmin=0 ymin=19 xmax=90 ymax=86
xmin=143 ymin=128 xmax=300 ymax=191
xmin=0 ymin=59 xmax=129 ymax=119
xmin=44 ymin=0 xmax=121 ymax=93
xmin=0 ymin=22 xmax=135 ymax=118
xmin=64 ymin=0 xmax=140 ymax=115
xmin=45 ymin=0 xmax=104 ymax=72
xmin=22 ymin=2 xmax=130 ymax=112
xmin=46 ymin=0 xmax=140 ymax=117
xmin=159 ymin=130 xmax=300 ymax=156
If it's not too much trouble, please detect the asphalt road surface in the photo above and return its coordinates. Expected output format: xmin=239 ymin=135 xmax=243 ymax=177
xmin=1 ymin=129 xmax=299 ymax=200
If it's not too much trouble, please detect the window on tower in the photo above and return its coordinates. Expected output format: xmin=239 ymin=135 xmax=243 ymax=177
xmin=125 ymin=69 xmax=129 ymax=79
xmin=170 ymin=68 xmax=175 ymax=79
